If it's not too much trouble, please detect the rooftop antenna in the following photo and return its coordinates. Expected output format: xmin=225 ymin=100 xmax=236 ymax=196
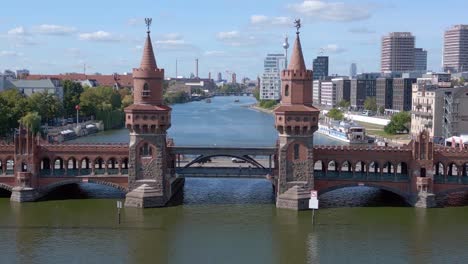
xmin=283 ymin=35 xmax=290 ymax=68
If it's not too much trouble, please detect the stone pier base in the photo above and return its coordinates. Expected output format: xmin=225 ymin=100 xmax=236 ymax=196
xmin=411 ymin=192 xmax=436 ymax=208
xmin=125 ymin=184 xmax=167 ymax=208
xmin=10 ymin=187 xmax=38 ymax=202
xmin=125 ymin=177 xmax=185 ymax=208
xmin=276 ymin=186 xmax=310 ymax=210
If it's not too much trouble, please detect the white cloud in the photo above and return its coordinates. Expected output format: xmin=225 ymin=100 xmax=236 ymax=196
xmin=250 ymin=15 xmax=269 ymax=24
xmin=78 ymin=31 xmax=121 ymax=42
xmin=216 ymin=31 xmax=258 ymax=46
xmin=321 ymin=44 xmax=346 ymax=54
xmin=34 ymin=24 xmax=76 ymax=35
xmin=204 ymin=50 xmax=226 ymax=57
xmin=127 ymin=18 xmax=139 ymax=26
xmin=7 ymin=26 xmax=29 ymax=36
xmin=349 ymin=27 xmax=376 ymax=34
xmin=0 ymin=50 xmax=23 ymax=57
xmin=250 ymin=15 xmax=292 ymax=26
xmin=152 ymin=33 xmax=200 ymax=53
xmin=288 ymin=0 xmax=371 ymax=22
xmin=217 ymin=31 xmax=240 ymax=40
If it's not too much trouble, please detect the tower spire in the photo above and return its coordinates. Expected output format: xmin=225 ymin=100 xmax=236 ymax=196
xmin=140 ymin=18 xmax=157 ymax=69
xmin=288 ymin=19 xmax=306 ymax=71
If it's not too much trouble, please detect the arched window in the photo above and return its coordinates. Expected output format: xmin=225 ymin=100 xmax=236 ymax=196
xmin=141 ymin=143 xmax=152 ymax=157
xmin=285 ymin=85 xmax=289 ymax=97
xmin=142 ymin=83 xmax=150 ymax=97
xmin=294 ymin=144 xmax=299 ymax=160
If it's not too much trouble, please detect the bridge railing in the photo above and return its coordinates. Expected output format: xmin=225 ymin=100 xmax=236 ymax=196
xmin=314 ymin=170 xmax=409 ymax=182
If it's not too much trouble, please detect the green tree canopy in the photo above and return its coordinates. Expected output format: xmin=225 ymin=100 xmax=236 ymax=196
xmin=63 ymin=80 xmax=84 ymax=117
xmin=337 ymin=100 xmax=350 ymax=108
xmin=364 ymin=97 xmax=377 ymax=112
xmin=259 ymin=100 xmax=277 ymax=109
xmin=327 ymin=108 xmax=344 ymax=120
xmin=28 ymin=91 xmax=63 ymax=123
xmin=19 ymin=112 xmax=42 ymax=135
xmin=0 ymin=89 xmax=29 ymax=136
xmin=384 ymin=111 xmax=411 ymax=134
xmin=164 ymin=91 xmax=190 ymax=104
xmin=79 ymin=86 xmax=122 ymax=116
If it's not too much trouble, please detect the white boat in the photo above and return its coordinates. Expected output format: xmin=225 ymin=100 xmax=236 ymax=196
xmin=317 ymin=120 xmax=369 ymax=144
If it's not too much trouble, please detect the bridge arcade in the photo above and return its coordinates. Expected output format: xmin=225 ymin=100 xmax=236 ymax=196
xmin=2 ymin=21 xmax=468 ymax=209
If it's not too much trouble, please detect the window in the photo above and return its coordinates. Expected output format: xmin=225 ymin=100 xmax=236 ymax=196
xmin=285 ymin=85 xmax=289 ymax=96
xmin=141 ymin=143 xmax=152 ymax=157
xmin=142 ymin=83 xmax=150 ymax=97
xmin=294 ymin=144 xmax=299 ymax=160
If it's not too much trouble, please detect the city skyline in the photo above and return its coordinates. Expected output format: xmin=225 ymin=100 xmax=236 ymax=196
xmin=1 ymin=0 xmax=467 ymax=78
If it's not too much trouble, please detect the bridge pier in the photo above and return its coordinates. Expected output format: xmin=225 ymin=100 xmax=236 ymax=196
xmin=10 ymin=187 xmax=38 ymax=202
xmin=410 ymin=192 xmax=437 ymax=208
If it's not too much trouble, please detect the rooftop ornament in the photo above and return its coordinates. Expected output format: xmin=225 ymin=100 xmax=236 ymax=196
xmin=145 ymin=17 xmax=152 ymax=33
xmin=294 ymin=19 xmax=301 ymax=34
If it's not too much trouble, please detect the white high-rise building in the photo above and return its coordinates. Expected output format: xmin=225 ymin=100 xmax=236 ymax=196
xmin=319 ymin=81 xmax=335 ymax=106
xmin=260 ymin=53 xmax=286 ymax=100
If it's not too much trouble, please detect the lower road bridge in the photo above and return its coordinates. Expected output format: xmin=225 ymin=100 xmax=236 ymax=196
xmin=2 ymin=128 xmax=468 ymax=209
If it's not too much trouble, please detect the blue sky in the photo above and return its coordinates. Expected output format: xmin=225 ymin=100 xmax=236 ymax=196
xmin=0 ymin=0 xmax=467 ymax=79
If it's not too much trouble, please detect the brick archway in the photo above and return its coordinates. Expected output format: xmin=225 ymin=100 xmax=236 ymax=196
xmin=0 ymin=183 xmax=13 ymax=192
xmin=316 ymin=182 xmax=410 ymax=201
xmin=39 ymin=179 xmax=127 ymax=198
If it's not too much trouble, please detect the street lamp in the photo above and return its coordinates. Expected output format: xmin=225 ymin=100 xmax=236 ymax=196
xmin=75 ymin=105 xmax=80 ymax=127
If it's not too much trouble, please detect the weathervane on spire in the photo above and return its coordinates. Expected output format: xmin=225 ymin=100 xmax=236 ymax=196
xmin=294 ymin=19 xmax=301 ymax=34
xmin=145 ymin=18 xmax=152 ymax=33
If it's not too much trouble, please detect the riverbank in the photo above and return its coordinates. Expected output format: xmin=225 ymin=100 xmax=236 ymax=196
xmin=247 ymin=104 xmax=273 ymax=114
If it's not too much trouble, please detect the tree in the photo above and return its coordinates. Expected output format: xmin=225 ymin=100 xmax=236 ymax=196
xmin=378 ymin=106 xmax=385 ymax=115
xmin=28 ymin=92 xmax=62 ymax=124
xmin=63 ymin=80 xmax=84 ymax=117
xmin=384 ymin=111 xmax=411 ymax=134
xmin=79 ymin=86 xmax=122 ymax=117
xmin=253 ymin=87 xmax=260 ymax=101
xmin=364 ymin=97 xmax=377 ymax=112
xmin=0 ymin=89 xmax=29 ymax=136
xmin=327 ymin=108 xmax=344 ymax=120
xmin=164 ymin=91 xmax=190 ymax=104
xmin=19 ymin=112 xmax=41 ymax=135
xmin=121 ymin=94 xmax=133 ymax=109
xmin=337 ymin=100 xmax=350 ymax=108
xmin=259 ymin=100 xmax=277 ymax=109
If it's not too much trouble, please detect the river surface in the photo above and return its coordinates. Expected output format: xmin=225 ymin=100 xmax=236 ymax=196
xmin=1 ymin=96 xmax=468 ymax=263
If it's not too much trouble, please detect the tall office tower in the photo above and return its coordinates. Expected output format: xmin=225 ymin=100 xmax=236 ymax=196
xmin=350 ymin=63 xmax=357 ymax=78
xmin=260 ymin=53 xmax=286 ymax=100
xmin=231 ymin=73 xmax=237 ymax=84
xmin=381 ymin=32 xmax=415 ymax=72
xmin=443 ymin=25 xmax=468 ymax=73
xmin=312 ymin=56 xmax=328 ymax=80
xmin=414 ymin=48 xmax=427 ymax=71
xmin=217 ymin=72 xmax=222 ymax=82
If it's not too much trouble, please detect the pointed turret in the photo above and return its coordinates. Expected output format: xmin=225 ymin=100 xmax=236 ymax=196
xmin=288 ymin=33 xmax=306 ymax=71
xmin=140 ymin=32 xmax=157 ymax=69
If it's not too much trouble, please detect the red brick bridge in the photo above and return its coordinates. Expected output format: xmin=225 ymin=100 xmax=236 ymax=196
xmin=1 ymin=128 xmax=468 ymax=208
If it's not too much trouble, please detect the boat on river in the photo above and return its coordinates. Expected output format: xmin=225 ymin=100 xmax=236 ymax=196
xmin=318 ymin=120 xmax=371 ymax=144
xmin=234 ymin=99 xmax=240 ymax=103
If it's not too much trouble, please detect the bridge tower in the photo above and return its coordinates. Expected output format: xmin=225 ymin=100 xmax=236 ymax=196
xmin=124 ymin=19 xmax=183 ymax=208
xmin=273 ymin=23 xmax=320 ymax=210
xmin=10 ymin=126 xmax=40 ymax=202
xmin=410 ymin=130 xmax=436 ymax=207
